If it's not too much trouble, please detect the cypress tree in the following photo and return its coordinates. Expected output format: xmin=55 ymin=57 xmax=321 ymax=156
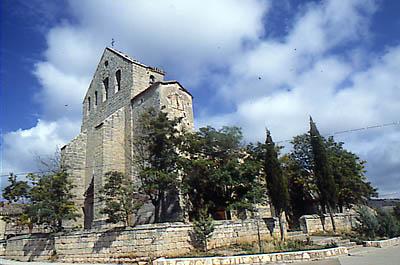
xmin=309 ymin=117 xmax=337 ymax=232
xmin=264 ymin=129 xmax=289 ymax=240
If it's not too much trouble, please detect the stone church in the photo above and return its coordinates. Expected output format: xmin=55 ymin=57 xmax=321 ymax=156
xmin=61 ymin=47 xmax=194 ymax=229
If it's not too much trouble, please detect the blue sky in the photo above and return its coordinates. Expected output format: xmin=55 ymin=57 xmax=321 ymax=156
xmin=1 ymin=0 xmax=400 ymax=197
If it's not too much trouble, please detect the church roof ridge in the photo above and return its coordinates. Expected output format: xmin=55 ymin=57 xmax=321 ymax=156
xmin=105 ymin=47 xmax=165 ymax=75
xmin=131 ymin=81 xmax=193 ymax=103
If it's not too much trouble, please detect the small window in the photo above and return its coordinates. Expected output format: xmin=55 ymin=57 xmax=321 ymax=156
xmin=87 ymin=97 xmax=91 ymax=114
xmin=103 ymin=77 xmax=109 ymax=101
xmin=149 ymin=75 xmax=155 ymax=85
xmin=95 ymin=91 xmax=98 ymax=106
xmin=104 ymin=60 xmax=109 ymax=67
xmin=115 ymin=70 xmax=121 ymax=92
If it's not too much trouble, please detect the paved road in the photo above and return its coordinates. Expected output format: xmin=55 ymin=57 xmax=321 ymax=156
xmin=292 ymin=245 xmax=400 ymax=265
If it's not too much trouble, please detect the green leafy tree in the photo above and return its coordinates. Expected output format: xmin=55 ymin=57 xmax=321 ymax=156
xmin=99 ymin=171 xmax=145 ymax=226
xmin=3 ymin=173 xmax=30 ymax=203
xmin=283 ymin=134 xmax=318 ymax=227
xmin=309 ymin=117 xmax=337 ymax=232
xmin=26 ymin=170 xmax=80 ymax=232
xmin=2 ymin=170 xmax=79 ymax=232
xmin=326 ymin=137 xmax=377 ymax=211
xmin=2 ymin=174 xmax=32 ymax=231
xmin=181 ymin=126 xmax=265 ymax=220
xmin=283 ymin=133 xmax=377 ymax=228
xmin=264 ymin=129 xmax=289 ymax=240
xmin=134 ymin=108 xmax=183 ymax=223
xmin=193 ymin=208 xmax=215 ymax=252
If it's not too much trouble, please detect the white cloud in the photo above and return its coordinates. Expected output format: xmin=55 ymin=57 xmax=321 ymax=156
xmin=217 ymin=0 xmax=377 ymax=103
xmin=198 ymin=0 xmax=400 ymax=195
xmin=45 ymin=0 xmax=269 ymax=86
xmin=1 ymin=119 xmax=79 ymax=175
xmin=34 ymin=62 xmax=90 ymax=120
xmin=21 ymin=0 xmax=270 ymax=130
xmin=3 ymin=0 xmax=399 ymax=196
xmin=3 ymin=0 xmax=269 ymax=177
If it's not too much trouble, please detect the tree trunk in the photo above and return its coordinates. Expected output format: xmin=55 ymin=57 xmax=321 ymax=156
xmin=319 ymin=204 xmax=326 ymax=231
xmin=154 ymin=196 xmax=162 ymax=223
xmin=319 ymin=212 xmax=326 ymax=232
xmin=328 ymin=206 xmax=336 ymax=233
xmin=155 ymin=191 xmax=166 ymax=223
xmin=279 ymin=212 xmax=286 ymax=241
xmin=57 ymin=219 xmax=63 ymax=232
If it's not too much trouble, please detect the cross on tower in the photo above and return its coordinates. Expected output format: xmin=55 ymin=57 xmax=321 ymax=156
xmin=111 ymin=38 xmax=115 ymax=47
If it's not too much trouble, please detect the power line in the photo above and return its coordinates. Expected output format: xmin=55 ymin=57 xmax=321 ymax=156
xmin=0 ymin=120 xmax=399 ymax=178
xmin=275 ymin=120 xmax=400 ymax=144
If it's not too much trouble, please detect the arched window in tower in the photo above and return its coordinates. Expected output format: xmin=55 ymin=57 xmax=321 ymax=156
xmin=149 ymin=75 xmax=155 ymax=85
xmin=115 ymin=70 xmax=121 ymax=92
xmin=87 ymin=97 xmax=91 ymax=115
xmin=103 ymin=77 xmax=109 ymax=101
xmin=94 ymin=91 xmax=98 ymax=106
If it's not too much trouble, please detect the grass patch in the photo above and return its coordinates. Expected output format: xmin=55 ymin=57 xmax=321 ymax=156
xmin=173 ymin=239 xmax=333 ymax=258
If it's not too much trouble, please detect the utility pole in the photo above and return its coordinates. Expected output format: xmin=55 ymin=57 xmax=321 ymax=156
xmin=254 ymin=197 xmax=262 ymax=253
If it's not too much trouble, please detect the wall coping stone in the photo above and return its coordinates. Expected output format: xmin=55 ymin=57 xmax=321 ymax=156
xmin=300 ymin=213 xmax=356 ymax=219
xmin=59 ymin=219 xmax=279 ymax=236
xmin=153 ymin=247 xmax=349 ymax=265
xmin=0 ymin=258 xmax=113 ymax=265
xmin=363 ymin=237 xmax=400 ymax=248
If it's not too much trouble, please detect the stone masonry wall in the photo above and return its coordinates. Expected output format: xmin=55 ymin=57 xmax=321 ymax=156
xmin=81 ymin=48 xmax=164 ymax=133
xmin=92 ymin=108 xmax=127 ymax=226
xmin=61 ymin=133 xmax=87 ymax=228
xmin=159 ymin=83 xmax=194 ymax=131
xmin=1 ymin=219 xmax=280 ymax=263
xmin=299 ymin=213 xmax=357 ymax=234
xmin=81 ymin=49 xmax=134 ymax=131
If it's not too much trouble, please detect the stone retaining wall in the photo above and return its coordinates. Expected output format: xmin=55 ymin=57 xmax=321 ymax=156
xmin=153 ymin=247 xmax=349 ymax=265
xmin=0 ymin=219 xmax=280 ymax=263
xmin=364 ymin=237 xmax=400 ymax=248
xmin=299 ymin=213 xmax=357 ymax=234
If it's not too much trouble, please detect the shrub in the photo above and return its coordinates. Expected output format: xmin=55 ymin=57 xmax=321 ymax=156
xmin=285 ymin=239 xmax=307 ymax=250
xmin=393 ymin=203 xmax=400 ymax=222
xmin=355 ymin=206 xmax=379 ymax=239
xmin=376 ymin=210 xmax=400 ymax=238
xmin=324 ymin=241 xmax=338 ymax=248
xmin=193 ymin=209 xmax=215 ymax=252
